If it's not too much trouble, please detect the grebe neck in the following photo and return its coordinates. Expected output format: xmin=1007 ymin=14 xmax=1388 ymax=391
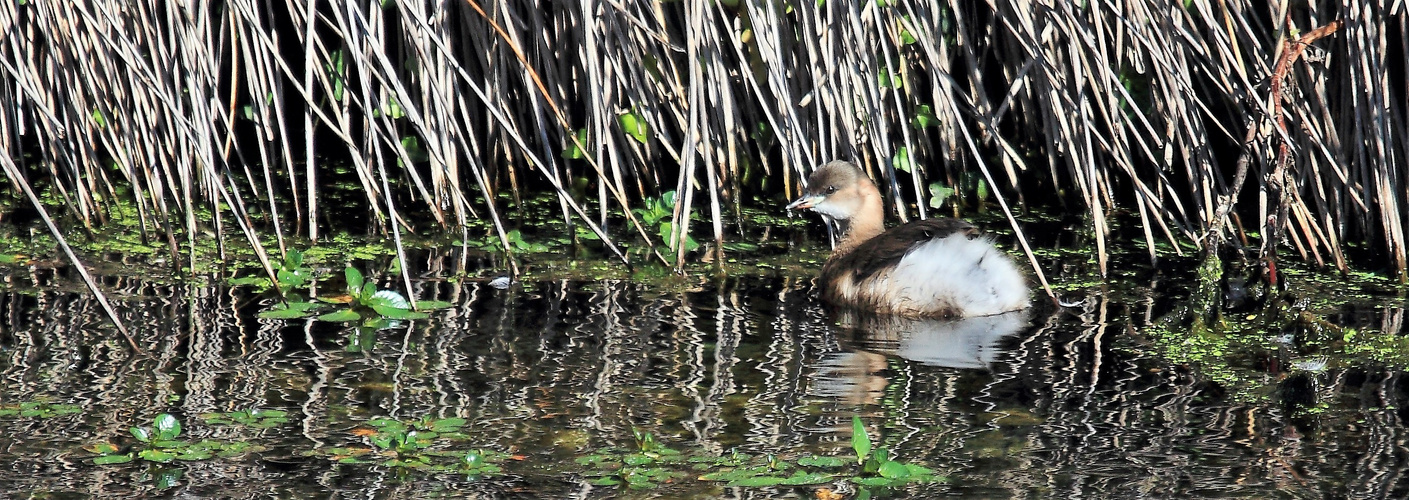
xmin=833 ymin=183 xmax=885 ymax=256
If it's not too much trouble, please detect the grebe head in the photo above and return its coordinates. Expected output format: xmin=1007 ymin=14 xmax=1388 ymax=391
xmin=785 ymin=161 xmax=877 ymax=222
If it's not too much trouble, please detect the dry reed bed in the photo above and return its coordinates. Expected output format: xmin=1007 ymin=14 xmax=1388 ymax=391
xmin=0 ymin=1 xmax=1404 ymax=291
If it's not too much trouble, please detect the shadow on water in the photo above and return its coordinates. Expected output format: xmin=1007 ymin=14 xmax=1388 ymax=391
xmin=1 ymin=251 xmax=1408 ymax=498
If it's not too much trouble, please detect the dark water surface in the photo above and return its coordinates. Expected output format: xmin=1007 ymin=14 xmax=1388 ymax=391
xmin=1 ymin=253 xmax=1407 ymax=498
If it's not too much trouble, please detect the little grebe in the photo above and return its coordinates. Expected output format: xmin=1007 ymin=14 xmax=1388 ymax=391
xmin=787 ymin=161 xmax=1029 ymax=318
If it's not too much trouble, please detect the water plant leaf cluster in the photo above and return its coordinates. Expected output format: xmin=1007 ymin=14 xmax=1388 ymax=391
xmin=633 ymin=191 xmax=698 ymax=253
xmin=0 ymin=400 xmax=82 ymax=419
xmin=198 ymin=409 xmax=290 ymax=428
xmin=82 ymin=409 xmax=941 ymax=495
xmin=303 ymin=415 xmax=512 ymax=476
xmin=248 ymin=257 xmax=450 ymax=322
xmin=576 ymin=420 xmax=940 ymax=491
xmin=86 ymin=413 xmax=262 ymax=465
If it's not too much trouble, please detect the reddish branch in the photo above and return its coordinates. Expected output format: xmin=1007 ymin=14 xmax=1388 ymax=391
xmin=1211 ymin=17 xmax=1343 ymax=287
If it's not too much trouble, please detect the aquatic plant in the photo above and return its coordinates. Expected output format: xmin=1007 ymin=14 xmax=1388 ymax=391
xmin=634 ymin=191 xmax=699 ymax=254
xmin=198 ymin=409 xmax=290 ymax=429
xmin=576 ymin=429 xmax=690 ymax=489
xmin=305 ymin=415 xmax=512 ymax=475
xmin=847 ymin=417 xmax=939 ymax=488
xmin=314 ymin=267 xmax=449 ymax=322
xmin=0 ymin=400 xmax=82 ymax=419
xmin=230 ymin=248 xmax=314 ymax=295
xmin=578 ymin=422 xmax=939 ymax=491
xmin=87 ymin=413 xmax=262 ymax=465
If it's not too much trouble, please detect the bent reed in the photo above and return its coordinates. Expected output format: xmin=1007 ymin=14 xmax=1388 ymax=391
xmin=1 ymin=1 xmax=1403 ymax=286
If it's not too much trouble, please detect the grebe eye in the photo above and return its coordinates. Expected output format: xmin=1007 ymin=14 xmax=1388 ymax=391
xmin=824 ymin=185 xmax=837 ymax=195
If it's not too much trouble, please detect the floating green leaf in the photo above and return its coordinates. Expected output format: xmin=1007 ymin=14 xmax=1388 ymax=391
xmin=93 ymin=454 xmax=133 ymax=465
xmin=139 ymin=449 xmax=177 ymax=463
xmin=317 ymin=309 xmax=361 ymax=322
xmin=259 ymin=301 xmax=322 ymax=319
xmin=878 ymin=460 xmax=909 ymax=479
xmin=797 ymin=455 xmax=846 ymax=467
xmin=728 ymin=476 xmax=785 ymax=487
xmin=781 ymin=471 xmax=834 ymax=485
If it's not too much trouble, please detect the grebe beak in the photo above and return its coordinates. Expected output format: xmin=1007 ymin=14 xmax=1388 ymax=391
xmin=786 ymin=194 xmax=823 ymax=211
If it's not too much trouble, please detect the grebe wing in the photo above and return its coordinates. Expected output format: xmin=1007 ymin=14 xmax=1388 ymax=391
xmin=832 ymin=218 xmax=978 ymax=283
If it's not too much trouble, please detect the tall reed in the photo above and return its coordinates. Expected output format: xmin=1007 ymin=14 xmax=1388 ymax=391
xmin=1 ymin=1 xmax=1404 ymax=300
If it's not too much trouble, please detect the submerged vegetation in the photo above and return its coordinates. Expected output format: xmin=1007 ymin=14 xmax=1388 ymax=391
xmin=74 ymin=408 xmax=933 ymax=495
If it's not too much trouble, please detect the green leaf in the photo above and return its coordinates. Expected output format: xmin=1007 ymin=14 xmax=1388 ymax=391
xmin=658 ymin=222 xmax=700 ymax=252
xmin=253 ymin=409 xmax=287 ymax=418
xmin=892 ymin=147 xmax=912 ymax=173
xmin=912 ymin=104 xmax=939 ymax=129
xmin=317 ymin=309 xmax=361 ymax=322
xmin=371 ymin=305 xmax=427 ymax=319
xmin=345 ymin=267 xmax=364 ymax=295
xmin=325 ymin=50 xmax=347 ymax=101
xmin=878 ymin=69 xmax=901 ymax=89
xmin=139 ymin=449 xmax=177 ymax=463
xmin=88 ymin=442 xmax=120 ymax=454
xmin=852 ymin=416 xmax=871 ymax=465
xmin=904 ymin=463 xmax=935 ymax=476
xmin=130 ymin=427 xmax=151 ymax=443
xmin=276 ymin=269 xmax=306 ymax=288
xmin=575 ymin=226 xmax=601 ymax=241
xmin=431 ymin=417 xmax=467 ymax=430
xmin=878 ymin=460 xmax=910 ymax=479
xmin=154 ymin=413 xmax=181 ymax=440
xmin=285 ymin=249 xmax=304 ymax=268
xmin=927 ymin=182 xmax=955 ymax=209
xmin=384 ymin=96 xmax=406 ymax=119
xmin=562 ymin=128 xmax=589 ymax=159
xmin=177 ymin=449 xmax=214 ymax=461
xmin=367 ymin=291 xmax=410 ymax=311
xmin=854 ymin=476 xmax=906 ymax=487
xmin=698 ymin=470 xmax=739 ymax=481
xmin=796 ymin=455 xmax=846 ymax=467
xmin=93 ymin=454 xmax=134 ymax=465
xmin=727 ymin=476 xmax=785 ymax=487
xmin=618 ymin=111 xmax=649 ymax=144
xmin=259 ymin=303 xmax=318 ymax=319
xmin=781 ymin=471 xmax=834 ymax=485
xmin=399 ymin=135 xmax=427 ymax=162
